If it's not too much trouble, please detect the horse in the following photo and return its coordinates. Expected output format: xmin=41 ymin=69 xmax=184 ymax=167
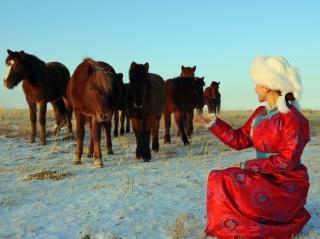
xmin=163 ymin=76 xmax=205 ymax=145
xmin=203 ymin=81 xmax=221 ymax=115
xmin=127 ymin=62 xmax=166 ymax=162
xmin=67 ymin=58 xmax=114 ymax=168
xmin=3 ymin=49 xmax=72 ymax=145
xmin=83 ymin=62 xmax=125 ymax=159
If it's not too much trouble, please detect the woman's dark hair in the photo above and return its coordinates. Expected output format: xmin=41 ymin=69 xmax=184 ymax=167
xmin=276 ymin=90 xmax=295 ymax=101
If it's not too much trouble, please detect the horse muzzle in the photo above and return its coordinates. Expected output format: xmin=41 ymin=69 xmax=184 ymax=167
xmin=133 ymin=101 xmax=144 ymax=109
xmin=3 ymin=79 xmax=13 ymax=89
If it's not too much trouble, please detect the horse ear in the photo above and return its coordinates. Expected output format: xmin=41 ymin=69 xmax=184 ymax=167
xmin=20 ymin=51 xmax=26 ymax=59
xmin=130 ymin=61 xmax=136 ymax=70
xmin=144 ymin=62 xmax=149 ymax=71
xmin=181 ymin=65 xmax=185 ymax=70
xmin=218 ymin=82 xmax=220 ymax=85
xmin=192 ymin=66 xmax=196 ymax=72
xmin=199 ymin=77 xmax=205 ymax=86
xmin=7 ymin=49 xmax=13 ymax=55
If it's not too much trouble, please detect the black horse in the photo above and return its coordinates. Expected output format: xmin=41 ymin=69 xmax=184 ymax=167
xmin=127 ymin=62 xmax=166 ymax=162
xmin=3 ymin=49 xmax=72 ymax=145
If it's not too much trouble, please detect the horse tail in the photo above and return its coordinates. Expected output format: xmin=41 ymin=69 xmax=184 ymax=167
xmin=84 ymin=58 xmax=112 ymax=96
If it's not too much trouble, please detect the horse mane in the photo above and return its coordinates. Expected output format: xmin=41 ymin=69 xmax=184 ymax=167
xmin=84 ymin=58 xmax=112 ymax=96
xmin=21 ymin=52 xmax=47 ymax=84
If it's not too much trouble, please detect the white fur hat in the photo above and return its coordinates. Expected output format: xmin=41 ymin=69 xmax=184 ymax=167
xmin=250 ymin=56 xmax=302 ymax=113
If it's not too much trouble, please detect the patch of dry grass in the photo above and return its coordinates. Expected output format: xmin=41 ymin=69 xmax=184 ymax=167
xmin=0 ymin=109 xmax=58 ymax=139
xmin=0 ymin=108 xmax=319 ymax=139
xmin=168 ymin=213 xmax=204 ymax=239
xmin=23 ymin=170 xmax=72 ymax=181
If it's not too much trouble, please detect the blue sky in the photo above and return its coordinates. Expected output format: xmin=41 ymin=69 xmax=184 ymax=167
xmin=1 ymin=0 xmax=319 ymax=109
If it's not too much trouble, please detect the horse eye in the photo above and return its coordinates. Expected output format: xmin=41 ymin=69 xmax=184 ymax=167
xmin=8 ymin=60 xmax=15 ymax=66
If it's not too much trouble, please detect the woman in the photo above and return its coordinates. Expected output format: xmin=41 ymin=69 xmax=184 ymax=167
xmin=196 ymin=56 xmax=310 ymax=239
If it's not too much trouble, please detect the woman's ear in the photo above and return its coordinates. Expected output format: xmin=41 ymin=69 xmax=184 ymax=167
xmin=264 ymin=86 xmax=270 ymax=92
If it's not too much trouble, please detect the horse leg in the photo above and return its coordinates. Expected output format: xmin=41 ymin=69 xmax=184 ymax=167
xmin=217 ymin=102 xmax=221 ymax=116
xmin=163 ymin=112 xmax=171 ymax=144
xmin=132 ymin=117 xmax=143 ymax=159
xmin=125 ymin=111 xmax=130 ymax=133
xmin=87 ymin=119 xmax=94 ymax=158
xmin=186 ymin=109 xmax=194 ymax=137
xmin=73 ymin=112 xmax=85 ymax=165
xmin=51 ymin=100 xmax=62 ymax=135
xmin=105 ymin=120 xmax=113 ymax=155
xmin=39 ymin=101 xmax=47 ymax=145
xmin=120 ymin=110 xmax=125 ymax=135
xmin=113 ymin=110 xmax=119 ymax=137
xmin=212 ymin=103 xmax=217 ymax=116
xmin=208 ymin=104 xmax=213 ymax=114
xmin=151 ymin=116 xmax=161 ymax=153
xmin=174 ymin=111 xmax=190 ymax=145
xmin=196 ymin=107 xmax=203 ymax=116
xmin=27 ymin=99 xmax=37 ymax=143
xmin=92 ymin=117 xmax=103 ymax=168
xmin=142 ymin=117 xmax=152 ymax=162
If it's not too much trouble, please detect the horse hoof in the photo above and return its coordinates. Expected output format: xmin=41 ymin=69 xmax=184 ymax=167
xmin=107 ymin=150 xmax=114 ymax=155
xmin=152 ymin=149 xmax=159 ymax=153
xmin=94 ymin=160 xmax=104 ymax=168
xmin=72 ymin=159 xmax=81 ymax=165
xmin=143 ymin=158 xmax=151 ymax=162
xmin=87 ymin=152 xmax=93 ymax=158
xmin=63 ymin=134 xmax=75 ymax=140
xmin=183 ymin=141 xmax=190 ymax=145
xmin=163 ymin=140 xmax=171 ymax=144
xmin=39 ymin=141 xmax=46 ymax=146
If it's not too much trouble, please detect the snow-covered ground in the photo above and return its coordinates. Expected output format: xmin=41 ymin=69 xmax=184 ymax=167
xmin=0 ymin=128 xmax=319 ymax=239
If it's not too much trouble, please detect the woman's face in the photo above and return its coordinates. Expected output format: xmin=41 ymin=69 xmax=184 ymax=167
xmin=255 ymin=84 xmax=269 ymax=102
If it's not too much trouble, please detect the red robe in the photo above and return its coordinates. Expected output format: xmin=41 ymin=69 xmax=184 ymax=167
xmin=206 ymin=106 xmax=310 ymax=239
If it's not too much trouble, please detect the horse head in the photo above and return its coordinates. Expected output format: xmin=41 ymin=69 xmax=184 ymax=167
xmin=129 ymin=62 xmax=150 ymax=109
xmin=83 ymin=58 xmax=113 ymax=121
xmin=3 ymin=49 xmax=31 ymax=89
xmin=180 ymin=65 xmax=196 ymax=77
xmin=210 ymin=81 xmax=220 ymax=99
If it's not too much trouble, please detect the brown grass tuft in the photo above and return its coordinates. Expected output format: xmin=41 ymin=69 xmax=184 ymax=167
xmin=23 ymin=170 xmax=72 ymax=181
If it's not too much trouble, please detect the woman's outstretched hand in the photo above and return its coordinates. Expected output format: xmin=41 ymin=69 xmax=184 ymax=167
xmin=194 ymin=114 xmax=216 ymax=126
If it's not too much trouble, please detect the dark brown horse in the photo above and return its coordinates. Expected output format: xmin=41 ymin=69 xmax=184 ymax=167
xmin=203 ymin=81 xmax=221 ymax=115
xmin=3 ymin=49 xmax=72 ymax=145
xmin=127 ymin=62 xmax=166 ymax=162
xmin=178 ymin=65 xmax=203 ymax=136
xmin=163 ymin=76 xmax=205 ymax=145
xmin=68 ymin=58 xmax=113 ymax=168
